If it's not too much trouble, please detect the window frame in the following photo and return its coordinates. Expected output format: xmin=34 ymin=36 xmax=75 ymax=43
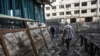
xmin=46 ymin=7 xmax=50 ymax=10
xmin=59 ymin=5 xmax=64 ymax=8
xmin=59 ymin=12 xmax=64 ymax=15
xmin=66 ymin=11 xmax=71 ymax=15
xmin=74 ymin=3 xmax=79 ymax=7
xmin=66 ymin=4 xmax=71 ymax=8
xmin=46 ymin=13 xmax=50 ymax=17
xmin=52 ymin=6 xmax=56 ymax=9
xmin=52 ymin=13 xmax=57 ymax=16
xmin=74 ymin=10 xmax=80 ymax=14
xmin=81 ymin=10 xmax=87 ymax=14
xmin=82 ymin=2 xmax=87 ymax=6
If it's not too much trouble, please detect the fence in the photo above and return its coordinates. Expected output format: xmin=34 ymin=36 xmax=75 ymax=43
xmin=0 ymin=15 xmax=53 ymax=56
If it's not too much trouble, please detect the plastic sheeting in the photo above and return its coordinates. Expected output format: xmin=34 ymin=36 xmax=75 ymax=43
xmin=0 ymin=0 xmax=45 ymax=22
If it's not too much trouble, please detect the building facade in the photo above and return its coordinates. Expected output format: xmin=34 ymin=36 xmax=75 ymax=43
xmin=45 ymin=0 xmax=100 ymax=24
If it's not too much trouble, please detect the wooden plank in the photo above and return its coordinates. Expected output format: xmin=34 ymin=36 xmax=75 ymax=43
xmin=24 ymin=21 xmax=38 ymax=56
xmin=0 ymin=14 xmax=33 ymax=21
xmin=71 ymin=36 xmax=81 ymax=47
xmin=38 ymin=23 xmax=49 ymax=51
xmin=28 ymin=27 xmax=47 ymax=30
xmin=25 ymin=20 xmax=38 ymax=22
xmin=90 ymin=43 xmax=94 ymax=56
xmin=84 ymin=38 xmax=88 ymax=53
xmin=29 ymin=28 xmax=40 ymax=30
xmin=80 ymin=34 xmax=100 ymax=48
xmin=0 ymin=33 xmax=10 ymax=56
xmin=0 ymin=28 xmax=27 ymax=33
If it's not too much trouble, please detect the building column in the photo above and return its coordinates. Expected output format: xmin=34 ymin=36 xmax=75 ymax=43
xmin=96 ymin=0 xmax=100 ymax=23
xmin=79 ymin=0 xmax=82 ymax=23
xmin=97 ymin=0 xmax=99 ymax=16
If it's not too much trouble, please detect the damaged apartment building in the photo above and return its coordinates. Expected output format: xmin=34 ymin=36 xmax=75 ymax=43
xmin=45 ymin=0 xmax=100 ymax=24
